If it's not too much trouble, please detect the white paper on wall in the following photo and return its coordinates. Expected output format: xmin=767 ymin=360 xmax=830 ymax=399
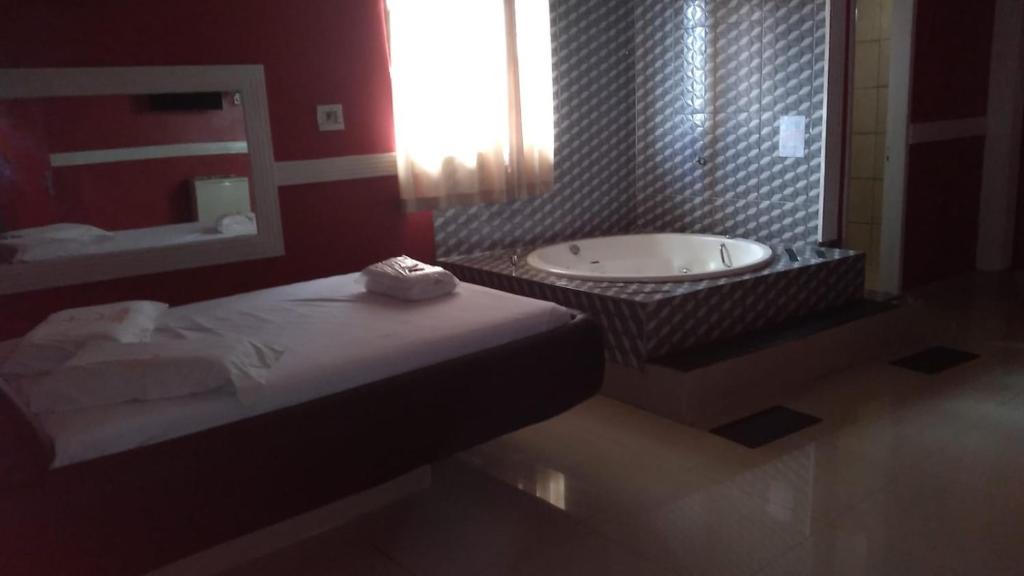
xmin=779 ymin=115 xmax=806 ymax=158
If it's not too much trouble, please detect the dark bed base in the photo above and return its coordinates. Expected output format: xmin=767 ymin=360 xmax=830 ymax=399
xmin=0 ymin=315 xmax=604 ymax=576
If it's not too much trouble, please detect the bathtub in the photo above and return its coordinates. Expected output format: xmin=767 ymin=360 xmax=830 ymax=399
xmin=525 ymin=233 xmax=773 ymax=282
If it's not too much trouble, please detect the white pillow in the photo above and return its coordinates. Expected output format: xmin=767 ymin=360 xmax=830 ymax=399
xmin=25 ymin=336 xmax=285 ymax=414
xmin=1 ymin=301 xmax=169 ymax=377
xmin=0 ymin=223 xmax=112 ymax=242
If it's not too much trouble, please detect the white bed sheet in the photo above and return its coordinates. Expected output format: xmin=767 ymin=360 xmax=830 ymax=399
xmin=36 ymin=274 xmax=571 ymax=467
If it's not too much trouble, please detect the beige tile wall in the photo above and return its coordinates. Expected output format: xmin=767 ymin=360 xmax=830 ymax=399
xmin=846 ymin=0 xmax=891 ymax=290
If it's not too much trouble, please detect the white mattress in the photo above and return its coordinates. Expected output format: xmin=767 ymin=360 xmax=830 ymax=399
xmin=35 ymin=274 xmax=571 ymax=467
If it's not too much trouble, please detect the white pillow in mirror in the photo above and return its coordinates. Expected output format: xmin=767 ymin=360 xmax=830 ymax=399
xmin=1 ymin=301 xmax=169 ymax=376
xmin=25 ymin=336 xmax=285 ymax=413
xmin=0 ymin=223 xmax=113 ymax=242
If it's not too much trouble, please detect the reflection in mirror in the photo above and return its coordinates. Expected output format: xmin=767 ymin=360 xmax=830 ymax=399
xmin=0 ymin=92 xmax=258 ymax=265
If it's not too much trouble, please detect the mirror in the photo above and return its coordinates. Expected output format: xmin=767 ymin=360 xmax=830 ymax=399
xmin=0 ymin=92 xmax=257 ymax=262
xmin=0 ymin=66 xmax=282 ymax=294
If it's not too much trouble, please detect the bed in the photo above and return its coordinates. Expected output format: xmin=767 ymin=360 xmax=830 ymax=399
xmin=0 ymin=274 xmax=604 ymax=575
xmin=0 ymin=221 xmax=256 ymax=264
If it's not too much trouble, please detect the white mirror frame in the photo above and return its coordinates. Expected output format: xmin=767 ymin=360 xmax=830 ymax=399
xmin=0 ymin=65 xmax=284 ymax=294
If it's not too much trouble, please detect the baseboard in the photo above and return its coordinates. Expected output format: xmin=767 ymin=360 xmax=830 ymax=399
xmin=146 ymin=466 xmax=431 ymax=576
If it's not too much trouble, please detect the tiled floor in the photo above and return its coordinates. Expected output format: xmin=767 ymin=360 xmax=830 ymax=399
xmin=223 ymin=273 xmax=1024 ymax=576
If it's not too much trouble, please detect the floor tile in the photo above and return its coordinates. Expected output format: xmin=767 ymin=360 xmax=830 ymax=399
xmin=484 ymin=528 xmax=680 ymax=576
xmin=721 ymin=438 xmax=899 ymax=522
xmin=573 ymin=481 xmax=813 ymax=576
xmin=754 ymin=523 xmax=956 ymax=576
xmin=461 ymin=398 xmax=758 ymax=521
xmin=351 ymin=462 xmax=584 ymax=576
xmin=218 ymin=525 xmax=412 ymax=576
xmin=826 ymin=473 xmax=1024 ymax=575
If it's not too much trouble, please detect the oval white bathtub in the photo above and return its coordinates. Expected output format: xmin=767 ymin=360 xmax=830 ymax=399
xmin=525 ymin=233 xmax=773 ymax=282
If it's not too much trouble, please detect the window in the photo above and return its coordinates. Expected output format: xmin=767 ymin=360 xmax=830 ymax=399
xmin=387 ymin=0 xmax=555 ymax=211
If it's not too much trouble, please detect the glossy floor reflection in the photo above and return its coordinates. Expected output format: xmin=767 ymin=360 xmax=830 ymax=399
xmin=224 ymin=274 xmax=1024 ymax=576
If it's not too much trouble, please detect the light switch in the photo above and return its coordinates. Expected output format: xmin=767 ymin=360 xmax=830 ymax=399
xmin=317 ymin=104 xmax=345 ymax=131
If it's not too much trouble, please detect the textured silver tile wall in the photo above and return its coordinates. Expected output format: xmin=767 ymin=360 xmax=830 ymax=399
xmin=434 ymin=0 xmax=827 ymax=258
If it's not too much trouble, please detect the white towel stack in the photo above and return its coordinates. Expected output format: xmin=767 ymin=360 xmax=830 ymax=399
xmin=362 ymin=256 xmax=459 ymax=301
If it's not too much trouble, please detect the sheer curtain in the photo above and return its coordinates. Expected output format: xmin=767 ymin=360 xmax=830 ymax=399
xmin=387 ymin=0 xmax=555 ymax=212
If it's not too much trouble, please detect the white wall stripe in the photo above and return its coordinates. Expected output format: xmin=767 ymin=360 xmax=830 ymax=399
xmin=908 ymin=117 xmax=988 ymax=145
xmin=274 ymin=153 xmax=397 ymax=186
xmin=50 ymin=141 xmax=249 ymax=167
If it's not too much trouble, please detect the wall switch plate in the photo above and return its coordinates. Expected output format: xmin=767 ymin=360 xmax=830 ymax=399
xmin=317 ymin=104 xmax=345 ymax=131
xmin=779 ymin=115 xmax=806 ymax=158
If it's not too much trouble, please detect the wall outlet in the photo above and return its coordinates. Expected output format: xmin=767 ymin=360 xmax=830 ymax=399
xmin=317 ymin=104 xmax=345 ymax=131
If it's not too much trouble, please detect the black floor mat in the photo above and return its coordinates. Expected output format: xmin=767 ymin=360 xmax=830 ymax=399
xmin=892 ymin=346 xmax=979 ymax=375
xmin=710 ymin=406 xmax=822 ymax=448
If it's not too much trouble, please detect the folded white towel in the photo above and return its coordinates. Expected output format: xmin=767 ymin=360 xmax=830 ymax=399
xmin=215 ymin=212 xmax=257 ymax=235
xmin=362 ymin=256 xmax=459 ymax=301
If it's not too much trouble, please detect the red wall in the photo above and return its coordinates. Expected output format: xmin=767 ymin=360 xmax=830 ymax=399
xmin=0 ymin=0 xmax=435 ymax=339
xmin=902 ymin=0 xmax=996 ymax=289
xmin=35 ymin=95 xmax=247 ymax=152
xmin=0 ymin=101 xmax=55 ymax=230
xmin=910 ymin=2 xmax=996 ymax=124
xmin=50 ymin=155 xmax=252 ymax=230
xmin=903 ymin=137 xmax=986 ymax=288
xmin=1 ymin=95 xmax=250 ymax=230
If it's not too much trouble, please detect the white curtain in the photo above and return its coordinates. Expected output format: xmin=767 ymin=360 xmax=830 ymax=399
xmin=387 ymin=0 xmax=555 ymax=212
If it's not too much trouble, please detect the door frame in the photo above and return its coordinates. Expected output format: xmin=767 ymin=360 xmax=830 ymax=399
xmin=877 ymin=0 xmax=916 ymax=294
xmin=819 ymin=0 xmax=853 ymax=245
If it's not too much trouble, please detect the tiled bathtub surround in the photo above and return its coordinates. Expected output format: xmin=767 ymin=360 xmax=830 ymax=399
xmin=434 ymin=0 xmax=828 ymax=257
xmin=441 ymin=248 xmax=865 ymax=366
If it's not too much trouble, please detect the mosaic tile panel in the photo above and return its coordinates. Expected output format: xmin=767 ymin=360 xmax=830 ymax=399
xmin=435 ymin=0 xmax=829 ymax=257
xmin=636 ymin=0 xmax=827 ymax=246
xmin=441 ymin=247 xmax=865 ymax=367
